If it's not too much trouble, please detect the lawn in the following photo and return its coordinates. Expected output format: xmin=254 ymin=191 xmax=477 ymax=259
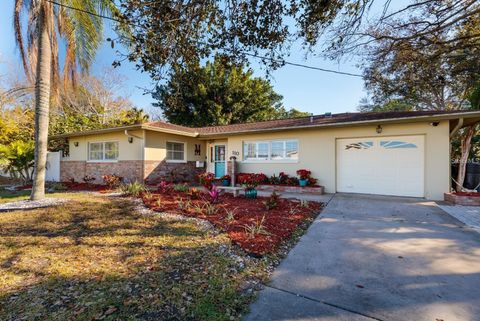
xmin=0 ymin=192 xmax=307 ymax=321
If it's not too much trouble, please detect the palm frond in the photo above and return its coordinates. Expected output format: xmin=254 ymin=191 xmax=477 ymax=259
xmin=13 ymin=0 xmax=32 ymax=82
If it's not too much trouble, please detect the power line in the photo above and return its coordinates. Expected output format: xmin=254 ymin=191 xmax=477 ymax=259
xmin=45 ymin=0 xmax=363 ymax=78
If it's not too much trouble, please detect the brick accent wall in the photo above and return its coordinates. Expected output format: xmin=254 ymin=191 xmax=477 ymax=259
xmin=60 ymin=160 xmax=143 ymax=183
xmin=444 ymin=193 xmax=480 ymax=206
xmin=144 ymin=160 xmax=205 ymax=184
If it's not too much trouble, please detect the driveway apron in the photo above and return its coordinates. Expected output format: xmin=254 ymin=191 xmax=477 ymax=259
xmin=245 ymin=193 xmax=480 ymax=321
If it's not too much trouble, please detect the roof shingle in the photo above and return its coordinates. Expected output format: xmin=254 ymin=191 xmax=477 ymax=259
xmin=149 ymin=110 xmax=470 ymax=136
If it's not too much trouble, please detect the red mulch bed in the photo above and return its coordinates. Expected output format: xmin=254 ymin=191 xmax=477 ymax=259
xmin=451 ymin=192 xmax=480 ymax=197
xmin=141 ymin=191 xmax=323 ymax=256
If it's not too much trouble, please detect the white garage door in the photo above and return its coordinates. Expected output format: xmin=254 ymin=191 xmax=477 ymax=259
xmin=336 ymin=136 xmax=424 ymax=197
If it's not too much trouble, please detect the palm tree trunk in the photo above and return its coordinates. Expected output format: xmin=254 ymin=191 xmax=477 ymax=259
xmin=30 ymin=3 xmax=51 ymax=201
xmin=455 ymin=125 xmax=476 ymax=192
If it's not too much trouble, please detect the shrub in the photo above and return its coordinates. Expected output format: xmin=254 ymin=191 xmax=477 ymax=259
xmin=237 ymin=173 xmax=265 ymax=190
xmin=0 ymin=140 xmax=34 ymax=184
xmin=120 ymin=181 xmax=146 ymax=197
xmin=48 ymin=182 xmax=68 ymax=192
xmin=255 ymin=173 xmax=268 ymax=184
xmin=177 ymin=198 xmax=187 ymax=211
xmin=83 ymin=175 xmax=96 ymax=185
xmin=187 ymin=187 xmax=201 ymax=199
xmin=158 ymin=180 xmax=173 ymax=193
xmin=102 ymin=174 xmax=122 ymax=189
xmin=208 ymin=185 xmax=220 ymax=203
xmin=279 ymin=172 xmax=290 ymax=184
xmin=286 ymin=177 xmax=299 ymax=186
xmin=224 ymin=207 xmax=238 ymax=222
xmin=307 ymin=177 xmax=318 ymax=186
xmin=203 ymin=202 xmax=218 ymax=215
xmin=269 ymin=174 xmax=281 ymax=185
xmin=173 ymin=183 xmax=189 ymax=193
xmin=243 ymin=215 xmax=270 ymax=239
xmin=198 ymin=172 xmax=215 ymax=189
xmin=263 ymin=191 xmax=280 ymax=210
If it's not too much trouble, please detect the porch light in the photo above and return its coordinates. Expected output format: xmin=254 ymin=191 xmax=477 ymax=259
xmin=128 ymin=137 xmax=134 ymax=143
xmin=376 ymin=125 xmax=382 ymax=134
xmin=74 ymin=142 xmax=79 ymax=147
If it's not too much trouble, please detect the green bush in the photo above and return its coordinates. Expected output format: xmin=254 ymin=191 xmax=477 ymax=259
xmin=173 ymin=183 xmax=189 ymax=193
xmin=119 ymin=181 xmax=146 ymax=197
xmin=0 ymin=140 xmax=34 ymax=184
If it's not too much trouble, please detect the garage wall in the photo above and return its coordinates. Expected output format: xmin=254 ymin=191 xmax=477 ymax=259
xmin=224 ymin=121 xmax=450 ymax=200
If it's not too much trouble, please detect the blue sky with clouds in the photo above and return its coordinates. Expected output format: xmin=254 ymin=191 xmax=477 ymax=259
xmin=0 ymin=1 xmax=366 ymax=116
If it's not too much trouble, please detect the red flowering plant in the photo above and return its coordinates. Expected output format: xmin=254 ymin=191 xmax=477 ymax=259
xmin=255 ymin=173 xmax=269 ymax=184
xmin=198 ymin=172 xmax=215 ymax=190
xmin=296 ymin=169 xmax=312 ymax=180
xmin=307 ymin=177 xmax=318 ymax=186
xmin=237 ymin=173 xmax=253 ymax=184
xmin=158 ymin=180 xmax=173 ymax=193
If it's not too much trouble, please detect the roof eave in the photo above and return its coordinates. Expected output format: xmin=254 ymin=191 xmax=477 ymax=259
xmin=49 ymin=124 xmax=200 ymax=139
xmin=49 ymin=124 xmax=143 ymax=139
xmin=140 ymin=125 xmax=199 ymax=137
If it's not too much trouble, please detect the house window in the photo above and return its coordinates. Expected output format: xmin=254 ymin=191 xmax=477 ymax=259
xmin=88 ymin=141 xmax=119 ymax=161
xmin=243 ymin=140 xmax=298 ymax=161
xmin=166 ymin=141 xmax=186 ymax=161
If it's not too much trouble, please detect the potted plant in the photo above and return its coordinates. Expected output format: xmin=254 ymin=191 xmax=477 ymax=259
xmin=221 ymin=175 xmax=231 ymax=186
xmin=296 ymin=169 xmax=311 ymax=187
xmin=243 ymin=174 xmax=260 ymax=199
xmin=198 ymin=172 xmax=215 ymax=190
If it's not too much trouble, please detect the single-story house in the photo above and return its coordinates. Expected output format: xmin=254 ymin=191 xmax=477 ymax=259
xmin=51 ymin=110 xmax=480 ymax=200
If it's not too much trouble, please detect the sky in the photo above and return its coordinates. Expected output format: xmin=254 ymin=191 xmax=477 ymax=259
xmin=0 ymin=1 xmax=366 ymax=116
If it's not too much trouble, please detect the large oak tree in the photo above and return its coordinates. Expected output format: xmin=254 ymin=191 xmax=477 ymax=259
xmin=152 ymin=55 xmax=307 ymax=127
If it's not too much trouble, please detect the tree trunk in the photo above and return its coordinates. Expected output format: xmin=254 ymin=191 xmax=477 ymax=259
xmin=455 ymin=125 xmax=476 ymax=192
xmin=30 ymin=3 xmax=51 ymax=201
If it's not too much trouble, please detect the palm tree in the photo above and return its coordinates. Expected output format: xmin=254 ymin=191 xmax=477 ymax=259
xmin=14 ymin=0 xmax=118 ymax=200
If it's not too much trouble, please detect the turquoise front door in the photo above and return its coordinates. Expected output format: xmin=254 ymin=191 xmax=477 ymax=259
xmin=214 ymin=145 xmax=226 ymax=178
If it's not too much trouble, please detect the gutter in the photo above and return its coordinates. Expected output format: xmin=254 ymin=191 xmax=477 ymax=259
xmin=450 ymin=118 xmax=464 ymax=138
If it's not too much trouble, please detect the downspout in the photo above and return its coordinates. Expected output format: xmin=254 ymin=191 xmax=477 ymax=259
xmin=450 ymin=118 xmax=463 ymax=138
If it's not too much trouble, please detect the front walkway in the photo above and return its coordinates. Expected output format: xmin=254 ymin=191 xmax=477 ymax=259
xmin=245 ymin=193 xmax=480 ymax=321
xmin=438 ymin=204 xmax=480 ymax=233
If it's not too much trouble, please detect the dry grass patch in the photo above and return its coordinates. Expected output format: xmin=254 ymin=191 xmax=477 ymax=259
xmin=0 ymin=194 xmax=265 ymax=321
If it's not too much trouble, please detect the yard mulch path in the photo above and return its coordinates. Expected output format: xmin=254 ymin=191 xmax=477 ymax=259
xmin=142 ymin=192 xmax=323 ymax=256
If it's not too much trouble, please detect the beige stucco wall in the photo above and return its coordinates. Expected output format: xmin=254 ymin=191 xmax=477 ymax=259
xmin=211 ymin=121 xmax=450 ymax=200
xmin=65 ymin=130 xmax=145 ymax=161
xmin=144 ymin=131 xmax=206 ymax=162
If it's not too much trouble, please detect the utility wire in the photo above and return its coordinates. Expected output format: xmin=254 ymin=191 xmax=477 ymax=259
xmin=45 ymin=0 xmax=364 ymax=78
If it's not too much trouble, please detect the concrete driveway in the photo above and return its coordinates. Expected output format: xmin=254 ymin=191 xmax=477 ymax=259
xmin=245 ymin=194 xmax=480 ymax=321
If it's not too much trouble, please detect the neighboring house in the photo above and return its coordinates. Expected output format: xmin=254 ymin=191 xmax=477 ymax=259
xmin=51 ymin=110 xmax=480 ymax=200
